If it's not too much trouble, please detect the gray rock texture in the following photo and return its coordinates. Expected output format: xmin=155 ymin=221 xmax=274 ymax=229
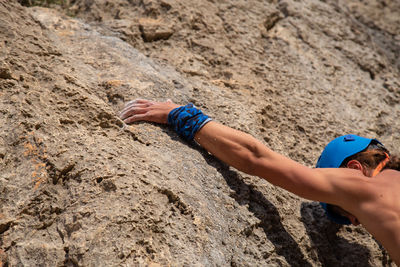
xmin=1 ymin=0 xmax=399 ymax=266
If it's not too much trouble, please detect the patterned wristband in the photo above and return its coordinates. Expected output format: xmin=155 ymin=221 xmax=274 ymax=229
xmin=167 ymin=104 xmax=212 ymax=141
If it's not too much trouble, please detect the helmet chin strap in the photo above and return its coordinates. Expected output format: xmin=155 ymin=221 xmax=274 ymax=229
xmin=372 ymin=152 xmax=390 ymax=177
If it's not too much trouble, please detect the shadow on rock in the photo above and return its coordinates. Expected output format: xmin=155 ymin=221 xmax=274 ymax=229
xmin=198 ymin=148 xmax=312 ymax=267
xmin=300 ymin=202 xmax=372 ymax=266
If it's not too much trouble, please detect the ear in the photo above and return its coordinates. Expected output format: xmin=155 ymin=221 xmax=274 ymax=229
xmin=346 ymin=160 xmax=363 ymax=171
xmin=347 ymin=214 xmax=360 ymax=226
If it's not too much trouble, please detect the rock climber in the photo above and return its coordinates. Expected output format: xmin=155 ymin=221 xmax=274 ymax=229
xmin=119 ymin=99 xmax=400 ymax=265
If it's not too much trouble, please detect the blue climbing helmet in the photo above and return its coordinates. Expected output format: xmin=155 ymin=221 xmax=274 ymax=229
xmin=316 ymin=134 xmax=385 ymax=224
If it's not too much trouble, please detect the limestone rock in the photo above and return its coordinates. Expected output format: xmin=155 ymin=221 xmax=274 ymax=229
xmin=0 ymin=249 xmax=7 ymax=267
xmin=1 ymin=0 xmax=399 ymax=266
xmin=139 ymin=18 xmax=174 ymax=42
xmin=0 ymin=62 xmax=13 ymax=80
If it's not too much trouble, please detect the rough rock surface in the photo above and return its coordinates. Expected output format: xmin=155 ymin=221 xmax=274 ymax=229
xmin=1 ymin=0 xmax=399 ymax=266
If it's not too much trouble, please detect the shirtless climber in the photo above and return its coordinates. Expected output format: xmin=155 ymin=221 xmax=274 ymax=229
xmin=119 ymin=99 xmax=400 ymax=265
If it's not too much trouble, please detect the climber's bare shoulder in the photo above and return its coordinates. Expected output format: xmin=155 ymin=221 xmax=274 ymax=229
xmin=310 ymin=168 xmax=400 ymax=264
xmin=357 ymin=170 xmax=400 ymax=265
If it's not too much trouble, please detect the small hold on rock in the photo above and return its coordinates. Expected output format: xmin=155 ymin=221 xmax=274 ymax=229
xmin=139 ymin=18 xmax=174 ymax=42
xmin=0 ymin=62 xmax=13 ymax=80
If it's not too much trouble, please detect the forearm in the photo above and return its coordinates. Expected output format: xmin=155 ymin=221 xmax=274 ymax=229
xmin=194 ymin=121 xmax=274 ymax=175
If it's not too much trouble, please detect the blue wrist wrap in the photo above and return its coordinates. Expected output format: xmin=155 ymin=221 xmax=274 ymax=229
xmin=167 ymin=104 xmax=212 ymax=141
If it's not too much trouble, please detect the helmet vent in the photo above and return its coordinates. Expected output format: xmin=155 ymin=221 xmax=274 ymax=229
xmin=344 ymin=135 xmax=355 ymax=142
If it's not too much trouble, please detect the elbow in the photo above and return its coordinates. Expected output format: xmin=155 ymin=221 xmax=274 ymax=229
xmin=246 ymin=159 xmax=259 ymax=176
xmin=229 ymin=135 xmax=270 ymax=176
xmin=242 ymin=147 xmax=265 ymax=176
xmin=228 ymin=147 xmax=257 ymax=175
xmin=242 ymin=139 xmax=273 ymax=176
xmin=245 ymin=154 xmax=270 ymax=177
xmin=229 ymin=147 xmax=260 ymax=176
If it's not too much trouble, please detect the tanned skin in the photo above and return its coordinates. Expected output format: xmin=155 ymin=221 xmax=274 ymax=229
xmin=120 ymin=99 xmax=400 ymax=265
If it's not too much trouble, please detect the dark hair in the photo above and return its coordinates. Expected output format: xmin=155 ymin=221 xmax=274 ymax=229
xmin=341 ymin=143 xmax=400 ymax=171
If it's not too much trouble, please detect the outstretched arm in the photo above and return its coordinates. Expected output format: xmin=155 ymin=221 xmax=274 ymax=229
xmin=120 ymin=99 xmax=365 ymax=205
xmin=193 ymin=121 xmax=337 ymax=201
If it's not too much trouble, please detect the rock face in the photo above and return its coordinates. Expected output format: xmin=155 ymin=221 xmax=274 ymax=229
xmin=1 ymin=0 xmax=399 ymax=266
